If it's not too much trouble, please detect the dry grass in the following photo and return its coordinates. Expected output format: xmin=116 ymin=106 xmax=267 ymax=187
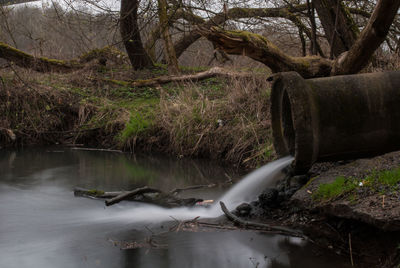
xmin=1 ymin=58 xmax=275 ymax=168
xmin=0 ymin=63 xmax=130 ymax=147
xmin=157 ymin=73 xmax=275 ymax=168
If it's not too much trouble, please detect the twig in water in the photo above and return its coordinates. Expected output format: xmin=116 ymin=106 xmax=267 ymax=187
xmin=349 ymin=233 xmax=354 ymax=266
xmin=169 ymin=184 xmax=216 ymax=195
xmin=70 ymin=147 xmax=123 ymax=153
xmin=169 ymin=179 xmax=233 ymax=195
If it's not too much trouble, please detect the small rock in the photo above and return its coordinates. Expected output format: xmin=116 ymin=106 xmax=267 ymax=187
xmin=235 ymin=202 xmax=252 ymax=216
xmin=284 ymin=187 xmax=298 ymax=198
xmin=290 ymin=175 xmax=309 ymax=188
xmin=258 ymin=188 xmax=279 ymax=207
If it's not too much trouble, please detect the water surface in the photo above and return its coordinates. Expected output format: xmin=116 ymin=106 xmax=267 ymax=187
xmin=0 ymin=147 xmax=351 ymax=268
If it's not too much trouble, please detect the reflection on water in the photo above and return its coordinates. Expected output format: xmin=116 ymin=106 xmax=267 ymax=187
xmin=0 ymin=147 xmax=350 ymax=268
xmin=0 ymin=147 xmax=237 ymax=194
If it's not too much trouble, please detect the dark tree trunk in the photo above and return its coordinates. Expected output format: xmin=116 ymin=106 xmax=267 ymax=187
xmin=313 ymin=0 xmax=359 ymax=58
xmin=120 ymin=0 xmax=153 ymax=69
xmin=306 ymin=0 xmax=318 ymax=55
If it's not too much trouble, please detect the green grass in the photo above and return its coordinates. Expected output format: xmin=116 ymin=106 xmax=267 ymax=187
xmin=365 ymin=168 xmax=400 ymax=189
xmin=312 ymin=167 xmax=400 ymax=202
xmin=312 ymin=176 xmax=358 ymax=201
xmin=119 ymin=97 xmax=159 ymax=141
xmin=121 ymin=113 xmax=152 ymax=139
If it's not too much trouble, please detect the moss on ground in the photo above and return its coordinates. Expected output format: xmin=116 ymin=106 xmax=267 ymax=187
xmin=312 ymin=176 xmax=358 ymax=201
xmin=312 ymin=167 xmax=400 ymax=202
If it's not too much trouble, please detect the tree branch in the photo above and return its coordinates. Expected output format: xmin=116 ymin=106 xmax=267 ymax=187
xmin=198 ymin=27 xmax=332 ymax=78
xmin=146 ymin=4 xmax=312 ymax=59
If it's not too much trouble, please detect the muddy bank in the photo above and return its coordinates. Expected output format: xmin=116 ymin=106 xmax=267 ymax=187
xmin=227 ymin=151 xmax=400 ymax=267
xmin=283 ymin=151 xmax=400 ymax=267
xmin=292 ymin=151 xmax=400 ymax=231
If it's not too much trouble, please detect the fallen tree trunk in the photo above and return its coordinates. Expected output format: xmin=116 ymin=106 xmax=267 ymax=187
xmin=199 ymin=0 xmax=399 ymax=77
xmin=198 ymin=27 xmax=332 ymax=78
xmin=106 ymin=67 xmax=260 ymax=88
xmin=0 ymin=42 xmax=82 ymax=72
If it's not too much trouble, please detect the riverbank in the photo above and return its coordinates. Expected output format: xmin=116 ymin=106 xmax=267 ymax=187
xmin=2 ymin=59 xmax=400 ymax=266
xmin=0 ymin=59 xmax=274 ymax=169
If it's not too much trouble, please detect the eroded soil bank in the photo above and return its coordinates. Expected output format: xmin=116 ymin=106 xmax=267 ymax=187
xmin=0 ymin=62 xmax=274 ymax=169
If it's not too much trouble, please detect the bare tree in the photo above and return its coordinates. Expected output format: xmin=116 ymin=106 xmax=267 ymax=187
xmin=120 ymin=0 xmax=153 ymax=69
xmin=198 ymin=0 xmax=400 ymax=77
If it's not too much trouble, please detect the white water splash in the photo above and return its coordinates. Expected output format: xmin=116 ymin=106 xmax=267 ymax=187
xmin=93 ymin=156 xmax=294 ymax=224
xmin=217 ymin=156 xmax=294 ymax=210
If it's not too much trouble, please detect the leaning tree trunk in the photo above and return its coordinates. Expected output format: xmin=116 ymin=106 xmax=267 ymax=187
xmin=120 ymin=0 xmax=153 ymax=69
xmin=332 ymin=0 xmax=400 ymax=75
xmin=0 ymin=42 xmax=81 ymax=72
xmin=158 ymin=0 xmax=180 ymax=74
xmin=313 ymin=0 xmax=359 ymax=58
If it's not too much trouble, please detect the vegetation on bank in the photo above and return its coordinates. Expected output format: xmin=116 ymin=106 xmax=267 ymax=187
xmin=0 ymin=59 xmax=275 ymax=168
xmin=312 ymin=167 xmax=400 ymax=202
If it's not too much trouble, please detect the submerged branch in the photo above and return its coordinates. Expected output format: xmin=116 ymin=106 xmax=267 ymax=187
xmin=219 ymin=201 xmax=305 ymax=237
xmin=105 ymin=186 xmax=162 ymax=206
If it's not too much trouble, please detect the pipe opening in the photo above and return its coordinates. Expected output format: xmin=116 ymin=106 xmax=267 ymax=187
xmin=281 ymin=90 xmax=295 ymax=156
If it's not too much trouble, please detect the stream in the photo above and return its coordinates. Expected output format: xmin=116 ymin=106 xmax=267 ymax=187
xmin=0 ymin=147 xmax=351 ymax=268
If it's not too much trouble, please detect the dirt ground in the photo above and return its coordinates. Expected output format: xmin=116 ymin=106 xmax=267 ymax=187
xmin=285 ymin=151 xmax=400 ymax=267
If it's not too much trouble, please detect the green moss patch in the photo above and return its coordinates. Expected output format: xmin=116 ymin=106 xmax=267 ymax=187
xmin=313 ymin=167 xmax=400 ymax=202
xmin=312 ymin=176 xmax=358 ymax=201
xmin=87 ymin=189 xmax=105 ymax=196
xmin=364 ymin=168 xmax=400 ymax=191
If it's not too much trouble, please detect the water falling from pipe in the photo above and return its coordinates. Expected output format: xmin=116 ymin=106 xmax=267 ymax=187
xmin=99 ymin=156 xmax=294 ymax=224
